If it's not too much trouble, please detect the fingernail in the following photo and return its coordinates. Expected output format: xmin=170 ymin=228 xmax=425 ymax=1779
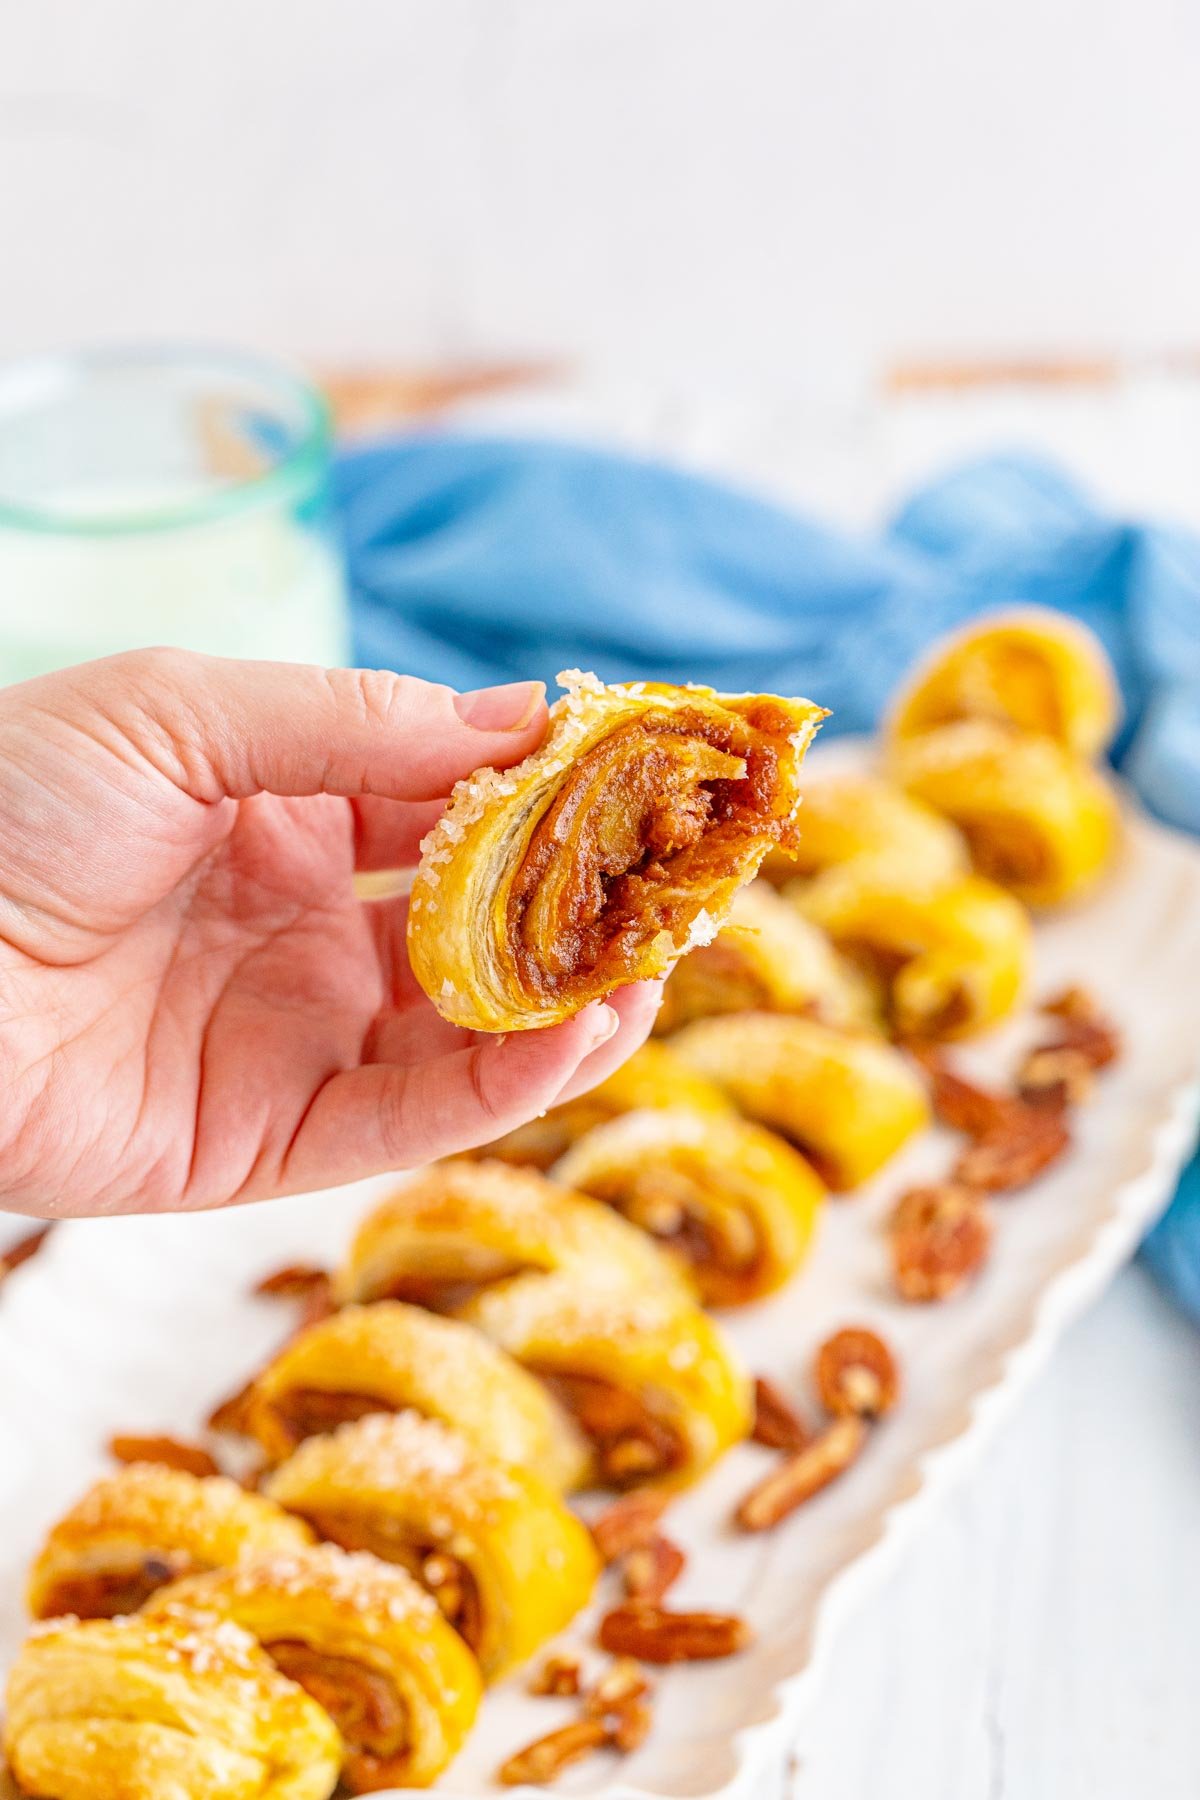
xmin=586 ymin=1003 xmax=620 ymax=1047
xmin=454 ymin=680 xmax=545 ymax=732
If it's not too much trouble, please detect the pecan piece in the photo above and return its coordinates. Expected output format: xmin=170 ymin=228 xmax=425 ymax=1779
xmin=498 ymin=1717 xmax=611 ymax=1786
xmin=1040 ymin=984 xmax=1097 ymax=1020
xmin=1040 ymin=988 xmax=1120 ymax=1066
xmin=0 ymin=1225 xmax=52 ymax=1286
xmin=528 ymin=1652 xmax=583 ymax=1698
xmin=925 ymin=1059 xmax=1022 ymax=1139
xmin=591 ymin=1488 xmax=672 ymax=1563
xmin=584 ymin=1657 xmax=651 ymax=1716
xmin=108 ymin=1434 xmax=219 ymax=1478
xmin=814 ymin=1328 xmax=899 ymax=1419
xmin=598 ymin=1604 xmax=751 ymax=1663
xmin=623 ymin=1535 xmax=686 ymax=1606
xmin=736 ymin=1416 xmax=867 ymax=1531
xmin=610 ymin=1697 xmax=654 ymax=1753
xmin=206 ymin=1377 xmax=258 ymax=1437
xmin=752 ymin=1375 xmax=812 ymax=1451
xmin=954 ymin=1108 xmax=1070 ymax=1192
xmin=889 ymin=1183 xmax=991 ymax=1302
xmin=253 ymin=1262 xmax=331 ymax=1299
xmin=1017 ymin=1044 xmax=1094 ymax=1110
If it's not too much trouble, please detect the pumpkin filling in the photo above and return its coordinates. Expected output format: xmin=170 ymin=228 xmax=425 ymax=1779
xmin=300 ymin=1514 xmax=483 ymax=1655
xmin=266 ymin=1640 xmax=409 ymax=1793
xmin=271 ymin=1388 xmax=393 ymax=1450
xmin=510 ymin=707 xmax=797 ymax=1001
xmin=536 ymin=1372 xmax=686 ymax=1486
xmin=959 ymin=815 xmax=1053 ymax=892
xmin=36 ymin=1553 xmax=192 ymax=1621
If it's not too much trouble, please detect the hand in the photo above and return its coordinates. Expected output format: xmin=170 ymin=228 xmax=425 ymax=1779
xmin=0 ymin=651 xmax=661 ymax=1219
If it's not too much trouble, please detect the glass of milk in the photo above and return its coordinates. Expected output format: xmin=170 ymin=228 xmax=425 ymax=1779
xmin=0 ymin=346 xmax=349 ymax=685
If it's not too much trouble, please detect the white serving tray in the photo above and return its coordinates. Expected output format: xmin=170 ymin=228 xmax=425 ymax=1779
xmin=2 ymin=759 xmax=1199 ymax=1800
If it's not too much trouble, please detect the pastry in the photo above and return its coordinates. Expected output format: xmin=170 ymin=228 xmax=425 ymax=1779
xmin=475 ymin=1038 xmax=732 ymax=1170
xmin=887 ymin=607 xmax=1120 ymax=757
xmin=551 ymin=1108 xmax=825 ymax=1306
xmin=26 ymin=1463 xmax=313 ymax=1622
xmin=262 ymin=1414 xmax=599 ymax=1681
xmin=760 ymin=772 xmax=967 ymax=886
xmin=456 ymin=1274 xmax=751 ymax=1489
xmin=888 ymin=720 xmax=1120 ymax=907
xmin=334 ymin=1158 xmax=689 ymax=1310
xmin=792 ymin=865 xmax=1031 ymax=1039
xmin=653 ymin=880 xmax=876 ymax=1035
xmin=147 ymin=1543 xmax=481 ymax=1790
xmin=3 ymin=1612 xmax=341 ymax=1800
xmin=670 ymin=1013 xmax=929 ymax=1188
xmin=408 ymin=672 xmax=825 ymax=1031
xmin=244 ymin=1300 xmax=589 ymax=1491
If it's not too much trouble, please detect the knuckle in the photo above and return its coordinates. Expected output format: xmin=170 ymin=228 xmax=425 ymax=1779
xmin=326 ymin=667 xmax=451 ymax=735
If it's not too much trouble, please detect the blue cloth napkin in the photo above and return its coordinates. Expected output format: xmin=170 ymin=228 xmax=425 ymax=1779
xmin=334 ymin=434 xmax=1200 ymax=1320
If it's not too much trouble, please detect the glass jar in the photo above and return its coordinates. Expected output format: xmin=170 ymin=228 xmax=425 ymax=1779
xmin=0 ymin=345 xmax=348 ymax=685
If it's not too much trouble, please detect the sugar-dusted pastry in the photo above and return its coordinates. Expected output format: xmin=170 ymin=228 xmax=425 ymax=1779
xmin=334 ymin=1158 xmax=688 ymax=1310
xmin=147 ymin=1544 xmax=481 ymax=1791
xmin=888 ymin=719 xmax=1120 ymax=907
xmin=760 ymin=772 xmax=967 ymax=886
xmin=3 ymin=1611 xmax=341 ymax=1800
xmin=262 ymin=1414 xmax=600 ymax=1681
xmin=408 ymin=671 xmax=826 ymax=1031
xmin=653 ymin=880 xmax=877 ymax=1035
xmin=476 ymin=1037 xmax=733 ymax=1170
xmin=26 ymin=1462 xmax=314 ymax=1622
xmin=670 ymin=1013 xmax=929 ymax=1188
xmin=887 ymin=606 xmax=1120 ymax=758
xmin=552 ymin=1108 xmax=825 ymax=1306
xmin=244 ymin=1300 xmax=589 ymax=1491
xmin=457 ymin=1274 xmax=751 ymax=1489
xmin=792 ymin=865 xmax=1031 ymax=1040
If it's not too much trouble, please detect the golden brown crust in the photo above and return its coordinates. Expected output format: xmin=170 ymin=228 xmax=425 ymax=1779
xmin=26 ymin=1463 xmax=313 ymax=1622
xmin=3 ymin=1612 xmax=342 ymax=1800
xmin=408 ymin=673 xmax=824 ymax=1031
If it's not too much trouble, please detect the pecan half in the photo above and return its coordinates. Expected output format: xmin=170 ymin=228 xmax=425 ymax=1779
xmin=1017 ymin=1044 xmax=1094 ymax=1110
xmin=206 ymin=1377 xmax=258 ymax=1437
xmin=751 ymin=1375 xmax=813 ymax=1451
xmin=598 ymin=1604 xmax=751 ymax=1663
xmin=591 ymin=1488 xmax=672 ymax=1563
xmin=0 ymin=1225 xmax=52 ymax=1286
xmin=925 ymin=1059 xmax=1022 ymax=1139
xmin=610 ymin=1697 xmax=654 ymax=1752
xmin=498 ymin=1717 xmax=611 ymax=1786
xmin=623 ymin=1535 xmax=686 ymax=1606
xmin=253 ymin=1262 xmax=331 ymax=1299
xmin=954 ymin=1108 xmax=1070 ymax=1193
xmin=528 ymin=1652 xmax=583 ymax=1698
xmin=889 ymin=1183 xmax=991 ymax=1302
xmin=1040 ymin=988 xmax=1120 ymax=1066
xmin=814 ymin=1328 xmax=899 ymax=1418
xmin=108 ymin=1434 xmax=219 ymax=1478
xmin=736 ymin=1416 xmax=867 ymax=1531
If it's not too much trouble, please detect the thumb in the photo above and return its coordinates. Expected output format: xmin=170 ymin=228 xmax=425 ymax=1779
xmin=49 ymin=648 xmax=548 ymax=804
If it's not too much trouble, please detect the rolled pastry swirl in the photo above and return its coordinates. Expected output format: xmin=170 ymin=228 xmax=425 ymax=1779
xmin=244 ymin=1301 xmax=589 ymax=1491
xmin=263 ymin=1413 xmax=599 ymax=1681
xmin=3 ymin=1612 xmax=342 ymax=1800
xmin=791 ymin=865 xmax=1031 ymax=1040
xmin=475 ymin=1038 xmax=733 ymax=1170
xmin=147 ymin=1544 xmax=482 ymax=1791
xmin=670 ymin=1013 xmax=930 ymax=1189
xmin=456 ymin=1274 xmax=751 ymax=1490
xmin=654 ymin=880 xmax=877 ymax=1035
xmin=26 ymin=1463 xmax=313 ymax=1622
xmin=552 ymin=1107 xmax=826 ymax=1306
xmin=886 ymin=606 xmax=1120 ymax=758
xmin=888 ymin=720 xmax=1120 ymax=907
xmin=760 ymin=772 xmax=967 ymax=887
xmin=408 ymin=672 xmax=825 ymax=1031
xmin=334 ymin=1159 xmax=690 ymax=1310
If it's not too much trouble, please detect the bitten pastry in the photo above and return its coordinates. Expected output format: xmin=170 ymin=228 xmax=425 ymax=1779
xmin=792 ymin=865 xmax=1031 ymax=1039
xmin=476 ymin=1038 xmax=733 ymax=1170
xmin=26 ymin=1463 xmax=313 ymax=1622
xmin=765 ymin=772 xmax=969 ymax=883
xmin=3 ymin=1612 xmax=341 ymax=1800
xmin=670 ymin=1013 xmax=929 ymax=1188
xmin=457 ymin=1274 xmax=751 ymax=1489
xmin=244 ymin=1301 xmax=589 ymax=1490
xmin=888 ymin=720 xmax=1120 ymax=907
xmin=147 ymin=1544 xmax=482 ymax=1791
xmin=334 ymin=1159 xmax=688 ymax=1310
xmin=263 ymin=1413 xmax=600 ymax=1681
xmin=653 ymin=880 xmax=877 ymax=1035
xmin=552 ymin=1108 xmax=826 ymax=1306
xmin=408 ymin=671 xmax=825 ymax=1031
xmin=887 ymin=606 xmax=1120 ymax=758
